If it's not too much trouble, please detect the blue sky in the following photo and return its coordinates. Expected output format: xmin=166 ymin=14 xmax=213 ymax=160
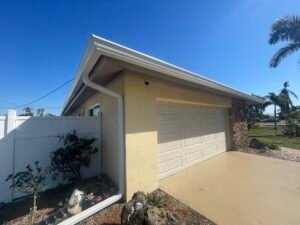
xmin=0 ymin=0 xmax=299 ymax=115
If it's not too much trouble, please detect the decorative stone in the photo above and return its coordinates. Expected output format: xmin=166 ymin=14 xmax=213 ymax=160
xmin=94 ymin=195 xmax=103 ymax=202
xmin=134 ymin=202 xmax=143 ymax=210
xmin=57 ymin=201 xmax=64 ymax=207
xmin=121 ymin=191 xmax=181 ymax=225
xmin=68 ymin=204 xmax=82 ymax=215
xmin=85 ymin=193 xmax=95 ymax=201
xmin=228 ymin=99 xmax=249 ymax=150
xmin=68 ymin=189 xmax=84 ymax=215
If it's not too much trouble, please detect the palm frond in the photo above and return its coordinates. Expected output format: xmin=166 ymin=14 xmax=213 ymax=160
xmin=265 ymin=92 xmax=277 ymax=103
xmin=269 ymin=42 xmax=300 ymax=67
xmin=283 ymin=81 xmax=289 ymax=88
xmin=288 ymin=90 xmax=298 ymax=99
xmin=263 ymin=101 xmax=272 ymax=108
xmin=269 ymin=15 xmax=300 ymax=45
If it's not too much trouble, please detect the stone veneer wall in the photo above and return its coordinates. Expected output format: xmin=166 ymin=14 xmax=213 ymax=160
xmin=228 ymin=99 xmax=249 ymax=150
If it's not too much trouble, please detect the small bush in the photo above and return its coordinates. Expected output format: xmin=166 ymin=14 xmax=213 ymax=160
xmin=254 ymin=124 xmax=261 ymax=129
xmin=5 ymin=161 xmax=47 ymax=224
xmin=49 ymin=130 xmax=98 ymax=182
xmin=249 ymin=138 xmax=280 ymax=150
xmin=284 ymin=118 xmax=300 ymax=137
xmin=146 ymin=192 xmax=165 ymax=208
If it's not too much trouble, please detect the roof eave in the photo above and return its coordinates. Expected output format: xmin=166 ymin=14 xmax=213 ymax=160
xmin=62 ymin=35 xmax=264 ymax=114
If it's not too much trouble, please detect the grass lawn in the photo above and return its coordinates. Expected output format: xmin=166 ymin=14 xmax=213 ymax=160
xmin=248 ymin=126 xmax=300 ymax=150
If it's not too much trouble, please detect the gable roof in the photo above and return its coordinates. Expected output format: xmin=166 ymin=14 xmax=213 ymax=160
xmin=62 ymin=34 xmax=264 ymax=115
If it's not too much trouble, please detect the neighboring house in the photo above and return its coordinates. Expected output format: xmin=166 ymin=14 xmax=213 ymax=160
xmin=62 ymin=35 xmax=264 ymax=200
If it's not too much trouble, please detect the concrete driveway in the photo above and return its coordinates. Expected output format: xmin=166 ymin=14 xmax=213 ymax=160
xmin=159 ymin=152 xmax=300 ymax=225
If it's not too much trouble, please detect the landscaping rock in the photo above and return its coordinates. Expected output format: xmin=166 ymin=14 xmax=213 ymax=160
xmin=121 ymin=192 xmax=146 ymax=225
xmin=240 ymin=147 xmax=300 ymax=162
xmin=68 ymin=189 xmax=84 ymax=215
xmin=121 ymin=191 xmax=182 ymax=225
xmin=146 ymin=205 xmax=168 ymax=225
xmin=228 ymin=99 xmax=249 ymax=150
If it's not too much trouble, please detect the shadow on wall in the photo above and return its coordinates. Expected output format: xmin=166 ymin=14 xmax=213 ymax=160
xmin=124 ymin=73 xmax=231 ymax=146
xmin=0 ymin=111 xmax=101 ymax=203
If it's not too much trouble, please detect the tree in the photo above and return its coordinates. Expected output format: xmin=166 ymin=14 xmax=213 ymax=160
xmin=279 ymin=81 xmax=298 ymax=118
xmin=269 ymin=15 xmax=300 ymax=67
xmin=265 ymin=92 xmax=282 ymax=134
xmin=5 ymin=161 xmax=47 ymax=224
xmin=36 ymin=108 xmax=45 ymax=117
xmin=49 ymin=130 xmax=98 ymax=182
xmin=19 ymin=107 xmax=34 ymax=116
xmin=291 ymin=106 xmax=300 ymax=120
xmin=245 ymin=95 xmax=266 ymax=129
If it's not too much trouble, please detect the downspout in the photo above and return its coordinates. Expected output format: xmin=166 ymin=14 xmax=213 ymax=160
xmin=58 ymin=72 xmax=125 ymax=225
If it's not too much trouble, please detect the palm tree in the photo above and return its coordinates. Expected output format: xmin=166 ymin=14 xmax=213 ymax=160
xmin=279 ymin=81 xmax=298 ymax=117
xmin=36 ymin=108 xmax=45 ymax=117
xmin=265 ymin=92 xmax=281 ymax=135
xmin=269 ymin=15 xmax=300 ymax=67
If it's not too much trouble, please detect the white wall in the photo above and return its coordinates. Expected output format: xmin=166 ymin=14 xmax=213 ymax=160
xmin=0 ymin=110 xmax=101 ymax=203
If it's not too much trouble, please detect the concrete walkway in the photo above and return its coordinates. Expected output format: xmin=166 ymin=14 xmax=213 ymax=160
xmin=159 ymin=151 xmax=300 ymax=225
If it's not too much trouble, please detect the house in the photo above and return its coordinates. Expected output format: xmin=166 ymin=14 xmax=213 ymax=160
xmin=62 ymin=35 xmax=264 ymax=201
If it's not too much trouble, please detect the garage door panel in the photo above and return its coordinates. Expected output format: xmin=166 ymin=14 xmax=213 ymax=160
xmin=159 ymin=149 xmax=182 ymax=163
xmin=157 ymin=114 xmax=180 ymax=124
xmin=183 ymin=136 xmax=202 ymax=146
xmin=202 ymin=138 xmax=226 ymax=148
xmin=217 ymin=143 xmax=227 ymax=152
xmin=159 ymin=157 xmax=182 ymax=175
xmin=202 ymin=133 xmax=217 ymax=142
xmin=157 ymin=130 xmax=181 ymax=143
xmin=158 ymin=140 xmax=181 ymax=153
xmin=215 ymin=131 xmax=226 ymax=139
xmin=183 ymin=126 xmax=203 ymax=134
xmin=183 ymin=144 xmax=202 ymax=155
xmin=185 ymin=150 xmax=203 ymax=164
xmin=157 ymin=103 xmax=228 ymax=179
xmin=157 ymin=122 xmax=180 ymax=132
xmin=204 ymin=146 xmax=218 ymax=156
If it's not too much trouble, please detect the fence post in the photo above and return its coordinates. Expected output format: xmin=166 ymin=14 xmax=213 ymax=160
xmin=7 ymin=110 xmax=16 ymax=134
xmin=6 ymin=110 xmax=16 ymax=201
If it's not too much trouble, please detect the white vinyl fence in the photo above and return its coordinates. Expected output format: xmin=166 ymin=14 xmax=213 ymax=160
xmin=0 ymin=110 xmax=101 ymax=203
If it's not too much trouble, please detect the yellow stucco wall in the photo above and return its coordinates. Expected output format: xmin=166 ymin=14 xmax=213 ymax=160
xmin=123 ymin=71 xmax=232 ymax=199
xmin=124 ymin=73 xmax=159 ymax=200
xmin=69 ymin=71 xmax=232 ymax=201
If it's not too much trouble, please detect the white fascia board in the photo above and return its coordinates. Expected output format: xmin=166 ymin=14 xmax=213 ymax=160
xmin=62 ymin=38 xmax=100 ymax=115
xmin=62 ymin=35 xmax=264 ymax=114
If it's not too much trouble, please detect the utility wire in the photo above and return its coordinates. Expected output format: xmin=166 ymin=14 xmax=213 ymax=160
xmin=0 ymin=96 xmax=19 ymax=106
xmin=17 ymin=78 xmax=73 ymax=108
xmin=11 ymin=79 xmax=73 ymax=109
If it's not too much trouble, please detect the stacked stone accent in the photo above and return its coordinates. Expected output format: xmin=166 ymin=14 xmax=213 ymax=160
xmin=228 ymin=99 xmax=249 ymax=150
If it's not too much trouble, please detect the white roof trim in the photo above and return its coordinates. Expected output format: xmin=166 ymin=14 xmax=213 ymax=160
xmin=62 ymin=34 xmax=264 ymax=114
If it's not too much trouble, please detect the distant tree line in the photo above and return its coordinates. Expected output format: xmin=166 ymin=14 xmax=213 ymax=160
xmin=246 ymin=81 xmax=299 ymax=136
xmin=18 ymin=107 xmax=56 ymax=117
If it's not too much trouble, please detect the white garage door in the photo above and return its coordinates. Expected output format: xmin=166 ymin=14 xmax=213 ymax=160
xmin=157 ymin=103 xmax=229 ymax=179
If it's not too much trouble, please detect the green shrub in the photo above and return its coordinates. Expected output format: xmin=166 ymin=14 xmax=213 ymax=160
xmin=5 ymin=161 xmax=47 ymax=224
xmin=254 ymin=124 xmax=261 ymax=129
xmin=49 ymin=130 xmax=98 ymax=182
xmin=284 ymin=118 xmax=300 ymax=137
xmin=146 ymin=192 xmax=165 ymax=208
xmin=249 ymin=138 xmax=280 ymax=150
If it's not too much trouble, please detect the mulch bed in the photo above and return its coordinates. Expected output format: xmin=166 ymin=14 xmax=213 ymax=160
xmin=0 ymin=175 xmax=116 ymax=225
xmin=79 ymin=189 xmax=216 ymax=225
xmin=1 ymin=181 xmax=216 ymax=225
